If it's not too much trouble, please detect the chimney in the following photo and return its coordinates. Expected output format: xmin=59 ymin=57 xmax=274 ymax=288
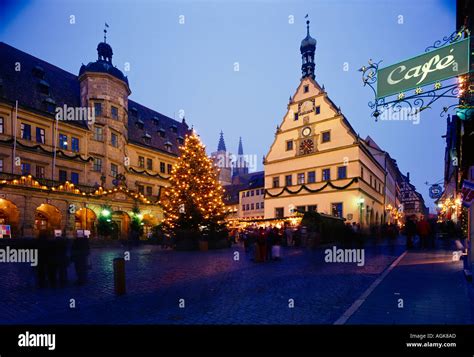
xmin=406 ymin=172 xmax=410 ymax=182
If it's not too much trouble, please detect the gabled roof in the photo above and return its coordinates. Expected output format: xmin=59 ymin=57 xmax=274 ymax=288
xmin=0 ymin=42 xmax=189 ymax=154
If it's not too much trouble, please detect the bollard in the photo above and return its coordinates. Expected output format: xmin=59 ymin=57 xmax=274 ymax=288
xmin=113 ymin=258 xmax=126 ymax=295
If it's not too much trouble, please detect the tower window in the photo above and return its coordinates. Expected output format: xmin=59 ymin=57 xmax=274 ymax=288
xmin=322 ymin=168 xmax=330 ymax=181
xmin=322 ymin=131 xmax=331 ymax=143
xmin=94 ymin=103 xmax=102 ymax=117
xmin=294 ymin=113 xmax=299 ymax=121
xmin=315 ymin=106 xmax=321 ymax=115
xmin=337 ymin=166 xmax=347 ymax=179
xmin=111 ymin=132 xmax=118 ymax=147
xmin=111 ymin=106 xmax=119 ymax=120
xmin=286 ymin=140 xmax=293 ymax=151
xmin=303 ymin=85 xmax=309 ymax=93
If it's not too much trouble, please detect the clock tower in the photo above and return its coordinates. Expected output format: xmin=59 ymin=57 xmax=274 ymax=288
xmin=263 ymin=19 xmax=387 ymax=228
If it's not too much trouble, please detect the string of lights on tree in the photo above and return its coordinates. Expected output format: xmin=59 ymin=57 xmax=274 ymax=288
xmin=160 ymin=132 xmax=226 ymax=232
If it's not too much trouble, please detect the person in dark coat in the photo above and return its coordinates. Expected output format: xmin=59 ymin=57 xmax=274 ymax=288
xmin=36 ymin=230 xmax=50 ymax=288
xmin=56 ymin=237 xmax=71 ymax=287
xmin=71 ymin=237 xmax=90 ymax=285
xmin=405 ymin=216 xmax=417 ymax=249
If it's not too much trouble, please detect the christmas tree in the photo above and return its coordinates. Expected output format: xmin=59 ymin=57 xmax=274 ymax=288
xmin=160 ymin=132 xmax=226 ymax=238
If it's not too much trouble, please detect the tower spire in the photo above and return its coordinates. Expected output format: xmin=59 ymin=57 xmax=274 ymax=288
xmin=238 ymin=137 xmax=244 ymax=156
xmin=300 ymin=17 xmax=317 ymax=79
xmin=217 ymin=130 xmax=226 ymax=152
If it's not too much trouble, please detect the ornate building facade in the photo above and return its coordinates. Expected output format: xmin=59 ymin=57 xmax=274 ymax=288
xmin=263 ymin=21 xmax=390 ymax=227
xmin=0 ymin=36 xmax=188 ymax=239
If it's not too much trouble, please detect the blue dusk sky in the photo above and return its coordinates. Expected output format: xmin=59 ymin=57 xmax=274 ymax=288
xmin=0 ymin=0 xmax=457 ymax=211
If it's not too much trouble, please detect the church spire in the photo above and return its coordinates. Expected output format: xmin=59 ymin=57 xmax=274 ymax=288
xmin=217 ymin=130 xmax=226 ymax=152
xmin=300 ymin=17 xmax=316 ymax=79
xmin=238 ymin=136 xmax=244 ymax=156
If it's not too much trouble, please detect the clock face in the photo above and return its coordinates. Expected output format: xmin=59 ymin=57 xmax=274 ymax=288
xmin=302 ymin=126 xmax=311 ymax=137
xmin=299 ymin=138 xmax=314 ymax=155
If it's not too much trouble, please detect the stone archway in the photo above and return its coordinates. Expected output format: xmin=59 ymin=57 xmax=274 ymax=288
xmin=0 ymin=198 xmax=20 ymax=237
xmin=75 ymin=208 xmax=97 ymax=237
xmin=111 ymin=211 xmax=130 ymax=240
xmin=35 ymin=203 xmax=62 ymax=236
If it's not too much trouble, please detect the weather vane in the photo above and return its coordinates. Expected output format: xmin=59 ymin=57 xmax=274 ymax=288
xmin=104 ymin=22 xmax=109 ymax=43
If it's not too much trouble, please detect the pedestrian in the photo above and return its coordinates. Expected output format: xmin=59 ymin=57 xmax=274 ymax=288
xmin=56 ymin=236 xmax=71 ymax=287
xmin=404 ymin=216 xmax=417 ymax=249
xmin=285 ymin=224 xmax=293 ymax=247
xmin=71 ymin=237 xmax=90 ymax=285
xmin=266 ymin=227 xmax=274 ymax=261
xmin=36 ymin=230 xmax=50 ymax=288
xmin=256 ymin=227 xmax=266 ymax=262
xmin=416 ymin=216 xmax=431 ymax=249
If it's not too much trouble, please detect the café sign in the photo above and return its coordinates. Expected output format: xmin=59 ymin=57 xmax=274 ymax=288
xmin=377 ymin=38 xmax=470 ymax=98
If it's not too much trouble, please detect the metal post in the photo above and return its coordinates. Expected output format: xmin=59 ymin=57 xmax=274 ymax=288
xmin=113 ymin=257 xmax=126 ymax=295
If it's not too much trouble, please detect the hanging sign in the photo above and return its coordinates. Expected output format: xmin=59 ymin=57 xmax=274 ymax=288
xmin=461 ymin=180 xmax=474 ymax=207
xmin=377 ymin=38 xmax=470 ymax=98
xmin=429 ymin=184 xmax=443 ymax=199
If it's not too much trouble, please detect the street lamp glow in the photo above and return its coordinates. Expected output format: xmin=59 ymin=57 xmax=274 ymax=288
xmin=357 ymin=197 xmax=365 ymax=204
xmin=101 ymin=209 xmax=111 ymax=217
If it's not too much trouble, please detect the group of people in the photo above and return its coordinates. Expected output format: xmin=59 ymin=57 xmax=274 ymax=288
xmin=34 ymin=231 xmax=90 ymax=288
xmin=229 ymin=224 xmax=304 ymax=262
xmin=403 ymin=215 xmax=436 ymax=249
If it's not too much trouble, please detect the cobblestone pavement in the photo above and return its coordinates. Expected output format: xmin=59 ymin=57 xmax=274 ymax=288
xmin=346 ymin=249 xmax=474 ymax=324
xmin=0 ymin=237 xmax=411 ymax=324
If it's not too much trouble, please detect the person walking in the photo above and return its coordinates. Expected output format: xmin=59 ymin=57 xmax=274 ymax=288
xmin=285 ymin=224 xmax=293 ymax=247
xmin=416 ymin=216 xmax=431 ymax=249
xmin=405 ymin=216 xmax=417 ymax=249
xmin=71 ymin=237 xmax=90 ymax=285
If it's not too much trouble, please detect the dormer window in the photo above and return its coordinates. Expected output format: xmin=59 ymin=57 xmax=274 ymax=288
xmin=38 ymin=80 xmax=50 ymax=95
xmin=170 ymin=125 xmax=177 ymax=133
xmin=164 ymin=141 xmax=173 ymax=152
xmin=130 ymin=107 xmax=138 ymax=117
xmin=152 ymin=116 xmax=160 ymax=125
xmin=32 ymin=65 xmax=45 ymax=79
xmin=43 ymin=97 xmax=56 ymax=113
xmin=136 ymin=118 xmax=144 ymax=129
xmin=158 ymin=128 xmax=166 ymax=138
xmin=177 ymin=136 xmax=184 ymax=145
